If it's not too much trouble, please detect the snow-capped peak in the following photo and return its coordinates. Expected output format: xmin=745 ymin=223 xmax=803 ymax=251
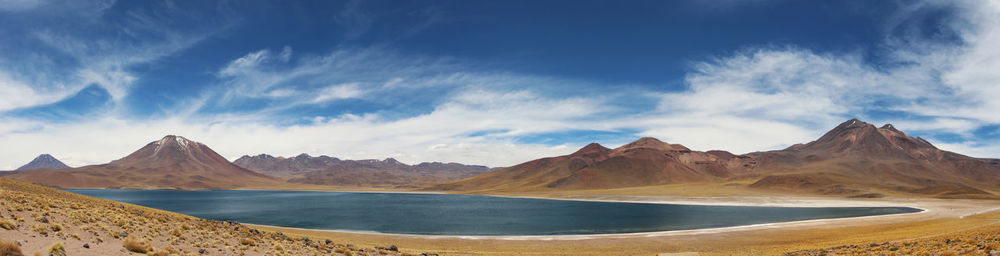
xmin=151 ymin=135 xmax=199 ymax=154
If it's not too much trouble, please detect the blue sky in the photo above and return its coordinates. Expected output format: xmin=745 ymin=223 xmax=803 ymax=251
xmin=1 ymin=0 xmax=999 ymax=169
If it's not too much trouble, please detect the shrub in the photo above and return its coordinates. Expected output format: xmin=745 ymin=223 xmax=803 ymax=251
xmin=239 ymin=237 xmax=255 ymax=246
xmin=30 ymin=224 xmax=47 ymax=235
xmin=0 ymin=219 xmax=16 ymax=230
xmin=123 ymin=237 xmax=153 ymax=253
xmin=0 ymin=239 xmax=23 ymax=256
xmin=47 ymin=242 xmax=66 ymax=256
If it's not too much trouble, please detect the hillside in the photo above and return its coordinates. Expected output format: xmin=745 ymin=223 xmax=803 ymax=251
xmin=5 ymin=135 xmax=281 ymax=190
xmin=0 ymin=178 xmax=411 ymax=256
xmin=746 ymin=119 xmax=1000 ymax=198
xmin=234 ymin=154 xmax=491 ymax=188
xmin=15 ymin=154 xmax=71 ymax=171
xmin=429 ymin=119 xmax=1000 ymax=198
xmin=429 ymin=137 xmax=753 ymax=191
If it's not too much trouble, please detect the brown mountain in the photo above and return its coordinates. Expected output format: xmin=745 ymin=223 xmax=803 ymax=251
xmin=15 ymin=154 xmax=71 ymax=170
xmin=746 ymin=119 xmax=1000 ymax=198
xmin=430 ymin=119 xmax=1000 ymax=198
xmin=234 ymin=154 xmax=492 ymax=188
xmin=6 ymin=135 xmax=280 ymax=190
xmin=429 ymin=137 xmax=753 ymax=191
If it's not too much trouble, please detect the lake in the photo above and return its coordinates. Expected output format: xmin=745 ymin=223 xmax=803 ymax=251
xmin=67 ymin=189 xmax=921 ymax=236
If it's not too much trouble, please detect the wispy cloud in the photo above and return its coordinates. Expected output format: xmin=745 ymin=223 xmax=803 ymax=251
xmin=0 ymin=0 xmax=48 ymax=12
xmin=0 ymin=0 xmax=237 ymax=114
xmin=313 ymin=83 xmax=365 ymax=103
xmin=2 ymin=0 xmax=1000 ymax=170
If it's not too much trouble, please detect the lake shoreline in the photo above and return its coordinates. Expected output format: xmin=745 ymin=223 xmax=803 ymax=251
xmin=62 ymin=187 xmax=1000 ymax=255
xmin=67 ymin=188 xmax=925 ymax=237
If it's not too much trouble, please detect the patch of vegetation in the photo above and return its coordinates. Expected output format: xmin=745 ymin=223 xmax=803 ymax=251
xmin=0 ymin=218 xmax=16 ymax=230
xmin=46 ymin=242 xmax=66 ymax=256
xmin=0 ymin=239 xmax=23 ymax=256
xmin=0 ymin=178 xmax=415 ymax=256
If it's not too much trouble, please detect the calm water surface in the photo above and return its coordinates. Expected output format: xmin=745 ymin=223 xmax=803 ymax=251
xmin=68 ymin=189 xmax=920 ymax=236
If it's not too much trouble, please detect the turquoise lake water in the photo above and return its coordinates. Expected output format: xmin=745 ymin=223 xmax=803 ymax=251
xmin=67 ymin=189 xmax=920 ymax=236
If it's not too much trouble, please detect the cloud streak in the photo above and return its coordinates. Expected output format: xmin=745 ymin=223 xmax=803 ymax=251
xmin=1 ymin=0 xmax=1000 ymax=170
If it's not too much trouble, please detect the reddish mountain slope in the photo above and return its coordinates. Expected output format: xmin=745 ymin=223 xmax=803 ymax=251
xmin=430 ymin=119 xmax=1000 ymax=198
xmin=6 ymin=135 xmax=280 ymax=190
xmin=429 ymin=138 xmax=753 ymax=191
xmin=234 ymin=154 xmax=491 ymax=188
xmin=747 ymin=119 xmax=1000 ymax=198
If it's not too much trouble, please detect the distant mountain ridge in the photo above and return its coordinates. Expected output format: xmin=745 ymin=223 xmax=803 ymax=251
xmin=428 ymin=137 xmax=754 ymax=191
xmin=15 ymin=154 xmax=71 ymax=171
xmin=430 ymin=119 xmax=1000 ymax=199
xmin=234 ymin=153 xmax=492 ymax=188
xmin=6 ymin=135 xmax=280 ymax=190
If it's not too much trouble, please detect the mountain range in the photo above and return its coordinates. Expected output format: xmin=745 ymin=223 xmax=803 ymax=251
xmin=15 ymin=154 xmax=71 ymax=171
xmin=5 ymin=135 xmax=280 ymax=190
xmin=3 ymin=119 xmax=998 ymax=198
xmin=233 ymin=154 xmax=492 ymax=188
xmin=430 ymin=119 xmax=1000 ymax=199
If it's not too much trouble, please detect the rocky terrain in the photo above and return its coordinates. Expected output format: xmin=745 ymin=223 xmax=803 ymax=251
xmin=14 ymin=154 xmax=70 ymax=171
xmin=4 ymin=136 xmax=281 ymax=190
xmin=786 ymin=211 xmax=1000 ymax=256
xmin=235 ymin=154 xmax=491 ymax=188
xmin=430 ymin=119 xmax=1000 ymax=199
xmin=0 ymin=178 xmax=417 ymax=256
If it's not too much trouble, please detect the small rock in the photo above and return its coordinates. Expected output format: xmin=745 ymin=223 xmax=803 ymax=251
xmin=39 ymin=216 xmax=49 ymax=223
xmin=120 ymin=232 xmax=128 ymax=238
xmin=325 ymin=239 xmax=332 ymax=245
xmin=199 ymin=248 xmax=206 ymax=254
xmin=388 ymin=245 xmax=398 ymax=251
xmin=83 ymin=243 xmax=90 ymax=249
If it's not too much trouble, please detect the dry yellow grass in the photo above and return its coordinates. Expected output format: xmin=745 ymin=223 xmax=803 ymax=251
xmin=44 ymin=242 xmax=65 ymax=256
xmin=0 ymin=218 xmax=16 ymax=230
xmin=123 ymin=237 xmax=153 ymax=253
xmin=0 ymin=238 xmax=23 ymax=256
xmin=0 ymin=178 xmax=413 ymax=256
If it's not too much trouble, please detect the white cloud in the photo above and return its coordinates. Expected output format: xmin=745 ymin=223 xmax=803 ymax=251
xmin=219 ymin=49 xmax=271 ymax=77
xmin=630 ymin=0 xmax=1000 ymax=156
xmin=0 ymin=71 xmax=58 ymax=112
xmin=4 ymin=0 xmax=1000 ymax=170
xmin=0 ymin=87 xmax=605 ymax=169
xmin=313 ymin=83 xmax=364 ymax=102
xmin=266 ymin=89 xmax=296 ymax=98
xmin=633 ymin=116 xmax=816 ymax=153
xmin=933 ymin=141 xmax=1000 ymax=159
xmin=0 ymin=1 xmax=237 ymax=113
xmin=916 ymin=0 xmax=1000 ymax=123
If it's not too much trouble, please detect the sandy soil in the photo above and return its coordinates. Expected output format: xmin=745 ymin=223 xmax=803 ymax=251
xmin=0 ymin=178 xmax=413 ymax=256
